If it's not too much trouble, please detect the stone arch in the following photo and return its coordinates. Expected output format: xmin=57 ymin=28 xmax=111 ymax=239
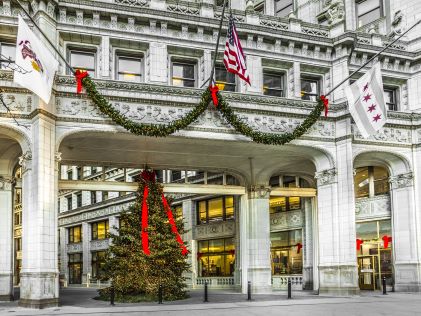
xmin=353 ymin=149 xmax=411 ymax=176
xmin=0 ymin=123 xmax=31 ymax=175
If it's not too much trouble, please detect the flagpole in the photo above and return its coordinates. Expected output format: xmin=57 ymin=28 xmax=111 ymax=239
xmin=325 ymin=19 xmax=421 ymax=98
xmin=14 ymin=0 xmax=75 ymax=75
xmin=204 ymin=0 xmax=228 ymax=89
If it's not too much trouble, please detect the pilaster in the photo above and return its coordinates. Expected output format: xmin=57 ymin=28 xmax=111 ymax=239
xmin=82 ymin=222 xmax=90 ymax=284
xmin=148 ymin=42 xmax=168 ymax=84
xmin=0 ymin=176 xmax=14 ymax=301
xmin=246 ymin=55 xmax=262 ymax=94
xmin=303 ymin=197 xmax=313 ymax=290
xmin=182 ymin=200 xmax=194 ymax=289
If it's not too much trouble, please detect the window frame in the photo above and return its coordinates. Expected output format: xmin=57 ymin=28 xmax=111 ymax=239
xmin=196 ymin=196 xmax=235 ymax=225
xmin=263 ymin=70 xmax=286 ymax=97
xmin=215 ymin=64 xmax=237 ymax=92
xmin=68 ymin=225 xmax=82 ymax=244
xmin=383 ymin=86 xmax=398 ymax=111
xmin=91 ymin=250 xmax=107 ymax=280
xmin=115 ymin=53 xmax=144 ymax=82
xmin=0 ymin=42 xmax=16 ymax=69
xmin=270 ymin=228 xmax=303 ymax=275
xmin=355 ymin=0 xmax=383 ymax=28
xmin=300 ymin=75 xmax=322 ymax=101
xmin=197 ymin=237 xmax=235 ymax=277
xmin=68 ymin=48 xmax=97 ymax=77
xmin=170 ymin=58 xmax=197 ymax=88
xmin=91 ymin=220 xmax=110 ymax=240
xmin=66 ymin=195 xmax=73 ymax=211
xmin=274 ymin=0 xmax=294 ymax=18
xmin=354 ymin=166 xmax=389 ymax=198
xmin=76 ymin=192 xmax=82 ymax=208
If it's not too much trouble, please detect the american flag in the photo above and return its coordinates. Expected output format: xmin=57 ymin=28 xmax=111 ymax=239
xmin=223 ymin=15 xmax=250 ymax=85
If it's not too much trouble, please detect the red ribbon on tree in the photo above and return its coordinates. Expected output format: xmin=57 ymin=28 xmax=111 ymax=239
xmin=209 ymin=85 xmax=219 ymax=107
xmin=296 ymin=243 xmax=303 ymax=254
xmin=75 ymin=69 xmax=88 ymax=94
xmin=382 ymin=235 xmax=392 ymax=248
xmin=320 ymin=95 xmax=329 ymax=117
xmin=162 ymin=194 xmax=189 ymax=256
xmin=141 ymin=185 xmax=150 ymax=256
xmin=356 ymin=239 xmax=364 ymax=251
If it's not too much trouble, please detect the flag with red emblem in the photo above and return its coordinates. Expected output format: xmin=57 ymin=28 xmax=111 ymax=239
xmin=345 ymin=62 xmax=387 ymax=138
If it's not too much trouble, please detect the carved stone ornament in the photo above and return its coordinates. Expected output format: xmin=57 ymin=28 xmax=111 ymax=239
xmin=0 ymin=176 xmax=14 ymax=190
xmin=389 ymin=172 xmax=413 ymax=190
xmin=314 ymin=168 xmax=337 ymax=186
xmin=19 ymin=151 xmax=32 ymax=174
xmin=388 ymin=10 xmax=404 ymax=38
xmin=317 ymin=0 xmax=344 ymax=25
xmin=248 ymin=185 xmax=271 ymax=199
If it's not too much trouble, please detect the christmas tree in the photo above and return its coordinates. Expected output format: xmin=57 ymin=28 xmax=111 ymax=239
xmin=100 ymin=169 xmax=190 ymax=301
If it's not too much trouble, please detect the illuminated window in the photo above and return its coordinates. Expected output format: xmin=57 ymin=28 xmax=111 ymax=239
xmin=68 ymin=253 xmax=82 ymax=284
xmin=354 ymin=166 xmax=389 ymax=198
xmin=197 ymin=238 xmax=235 ymax=277
xmin=270 ymin=229 xmax=302 ymax=275
xmin=356 ymin=0 xmax=382 ymax=28
xmin=197 ymin=196 xmax=235 ymax=225
xmin=69 ymin=50 xmax=96 ymax=77
xmin=171 ymin=60 xmax=196 ymax=87
xmin=174 ymin=205 xmax=183 ymax=220
xmin=215 ymin=65 xmax=236 ymax=91
xmin=0 ymin=42 xmax=15 ymax=69
xmin=68 ymin=225 xmax=82 ymax=243
xmin=269 ymin=196 xmax=301 ymax=214
xmin=263 ymin=72 xmax=285 ymax=97
xmin=117 ymin=55 xmax=142 ymax=82
xmin=92 ymin=220 xmax=109 ymax=240
xmin=91 ymin=251 xmax=107 ymax=280
xmin=301 ymin=76 xmax=320 ymax=101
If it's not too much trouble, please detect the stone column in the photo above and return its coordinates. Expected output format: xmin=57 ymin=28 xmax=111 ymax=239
xmin=315 ymin=156 xmax=359 ymax=295
xmin=148 ymin=42 xmax=168 ymax=84
xmin=303 ymin=197 xmax=313 ymax=290
xmin=182 ymin=200 xmax=194 ymax=289
xmin=389 ymin=172 xmax=421 ymax=291
xmin=0 ymin=176 xmax=14 ymax=301
xmin=59 ymin=227 xmax=68 ymax=284
xmin=292 ymin=62 xmax=301 ymax=99
xmin=242 ymin=186 xmax=271 ymax=293
xmin=246 ymin=55 xmax=262 ymax=94
xmin=19 ymin=114 xmax=59 ymax=309
xmin=331 ymin=45 xmax=349 ymax=102
xmin=82 ymin=222 xmax=90 ymax=284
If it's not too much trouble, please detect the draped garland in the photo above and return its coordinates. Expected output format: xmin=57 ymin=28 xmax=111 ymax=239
xmin=79 ymin=75 xmax=326 ymax=145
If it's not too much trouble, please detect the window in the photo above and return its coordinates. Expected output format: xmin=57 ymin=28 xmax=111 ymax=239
xmin=91 ymin=166 xmax=98 ymax=174
xmin=68 ymin=225 xmax=82 ymax=243
xmin=301 ymin=77 xmax=320 ymax=101
xmin=91 ymin=251 xmax=107 ymax=280
xmin=271 ymin=229 xmax=302 ymax=275
xmin=215 ymin=65 xmax=236 ymax=91
xmin=69 ymin=50 xmax=96 ymax=77
xmin=68 ymin=253 xmax=82 ymax=284
xmin=76 ymin=167 xmax=82 ymax=180
xmin=0 ymin=42 xmax=15 ymax=69
xmin=275 ymin=0 xmax=293 ymax=17
xmin=197 ymin=196 xmax=235 ymax=225
xmin=384 ymin=88 xmax=398 ymax=111
xmin=92 ymin=220 xmax=109 ymax=240
xmin=116 ymin=55 xmax=142 ymax=82
xmin=263 ymin=72 xmax=285 ymax=97
xmin=172 ymin=60 xmax=196 ymax=87
xmin=174 ymin=205 xmax=183 ymax=220
xmin=197 ymin=238 xmax=235 ymax=277
xmin=102 ymin=191 xmax=108 ymax=201
xmin=76 ymin=192 xmax=82 ymax=208
xmin=91 ymin=191 xmax=97 ymax=204
xmin=354 ymin=166 xmax=389 ymax=198
xmin=356 ymin=0 xmax=382 ymax=28
xmin=254 ymin=0 xmax=265 ymax=13
xmin=216 ymin=0 xmax=229 ymax=7
xmin=67 ymin=169 xmax=73 ymax=180
xmin=270 ymin=196 xmax=301 ymax=214
xmin=66 ymin=195 xmax=73 ymax=211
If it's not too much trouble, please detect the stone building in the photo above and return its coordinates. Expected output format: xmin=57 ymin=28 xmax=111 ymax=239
xmin=1 ymin=0 xmax=421 ymax=309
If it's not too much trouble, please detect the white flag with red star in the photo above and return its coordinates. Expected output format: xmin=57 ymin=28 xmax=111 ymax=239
xmin=345 ymin=62 xmax=387 ymax=138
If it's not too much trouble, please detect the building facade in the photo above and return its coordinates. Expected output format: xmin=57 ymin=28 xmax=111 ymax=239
xmin=1 ymin=0 xmax=421 ymax=309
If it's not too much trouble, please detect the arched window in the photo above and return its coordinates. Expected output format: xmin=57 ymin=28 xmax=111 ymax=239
xmin=354 ymin=166 xmax=389 ymax=199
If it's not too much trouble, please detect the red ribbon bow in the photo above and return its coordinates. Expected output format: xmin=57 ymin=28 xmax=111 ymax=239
xmin=209 ymin=85 xmax=219 ymax=107
xmin=320 ymin=95 xmax=329 ymax=117
xmin=75 ymin=69 xmax=88 ymax=94
xmin=296 ymin=243 xmax=302 ymax=254
xmin=382 ymin=235 xmax=392 ymax=249
xmin=356 ymin=239 xmax=364 ymax=251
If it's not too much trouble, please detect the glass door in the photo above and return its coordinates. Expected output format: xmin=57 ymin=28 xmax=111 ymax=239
xmin=358 ymin=256 xmax=376 ymax=290
xmin=69 ymin=263 xmax=82 ymax=284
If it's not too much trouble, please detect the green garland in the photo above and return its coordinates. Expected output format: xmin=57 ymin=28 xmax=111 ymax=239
xmin=82 ymin=76 xmax=211 ymax=137
xmin=81 ymin=76 xmax=324 ymax=145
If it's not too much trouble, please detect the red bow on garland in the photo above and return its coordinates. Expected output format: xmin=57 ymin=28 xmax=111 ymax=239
xmin=140 ymin=170 xmax=188 ymax=256
xmin=296 ymin=243 xmax=302 ymax=254
xmin=209 ymin=85 xmax=219 ymax=107
xmin=356 ymin=239 xmax=364 ymax=251
xmin=382 ymin=235 xmax=392 ymax=249
xmin=320 ymin=95 xmax=329 ymax=117
xmin=74 ymin=69 xmax=89 ymax=94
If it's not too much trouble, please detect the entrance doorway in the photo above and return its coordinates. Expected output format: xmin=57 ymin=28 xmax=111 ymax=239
xmin=68 ymin=253 xmax=83 ymax=284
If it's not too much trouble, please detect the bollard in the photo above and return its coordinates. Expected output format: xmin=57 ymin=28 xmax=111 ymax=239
xmin=287 ymin=279 xmax=292 ymax=299
xmin=110 ymin=285 xmax=115 ymax=306
xmin=382 ymin=277 xmax=387 ymax=295
xmin=204 ymin=281 xmax=209 ymax=302
xmin=247 ymin=281 xmax=251 ymax=301
xmin=158 ymin=284 xmax=163 ymax=304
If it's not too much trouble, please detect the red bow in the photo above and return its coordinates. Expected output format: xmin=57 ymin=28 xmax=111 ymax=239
xmin=228 ymin=249 xmax=235 ymax=256
xmin=209 ymin=85 xmax=219 ymax=107
xmin=356 ymin=239 xmax=364 ymax=251
xmin=296 ymin=243 xmax=302 ymax=254
xmin=382 ymin=235 xmax=392 ymax=248
xmin=75 ymin=69 xmax=88 ymax=94
xmin=320 ymin=95 xmax=329 ymax=117
xmin=141 ymin=185 xmax=150 ymax=256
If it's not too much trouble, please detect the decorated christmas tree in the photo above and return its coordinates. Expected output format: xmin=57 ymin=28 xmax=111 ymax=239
xmin=100 ymin=169 xmax=190 ymax=301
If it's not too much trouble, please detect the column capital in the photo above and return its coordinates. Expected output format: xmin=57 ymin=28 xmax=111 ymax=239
xmin=389 ymin=172 xmax=413 ymax=190
xmin=248 ymin=185 xmax=271 ymax=199
xmin=315 ymin=168 xmax=337 ymax=186
xmin=18 ymin=151 xmax=32 ymax=174
xmin=0 ymin=176 xmax=14 ymax=191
